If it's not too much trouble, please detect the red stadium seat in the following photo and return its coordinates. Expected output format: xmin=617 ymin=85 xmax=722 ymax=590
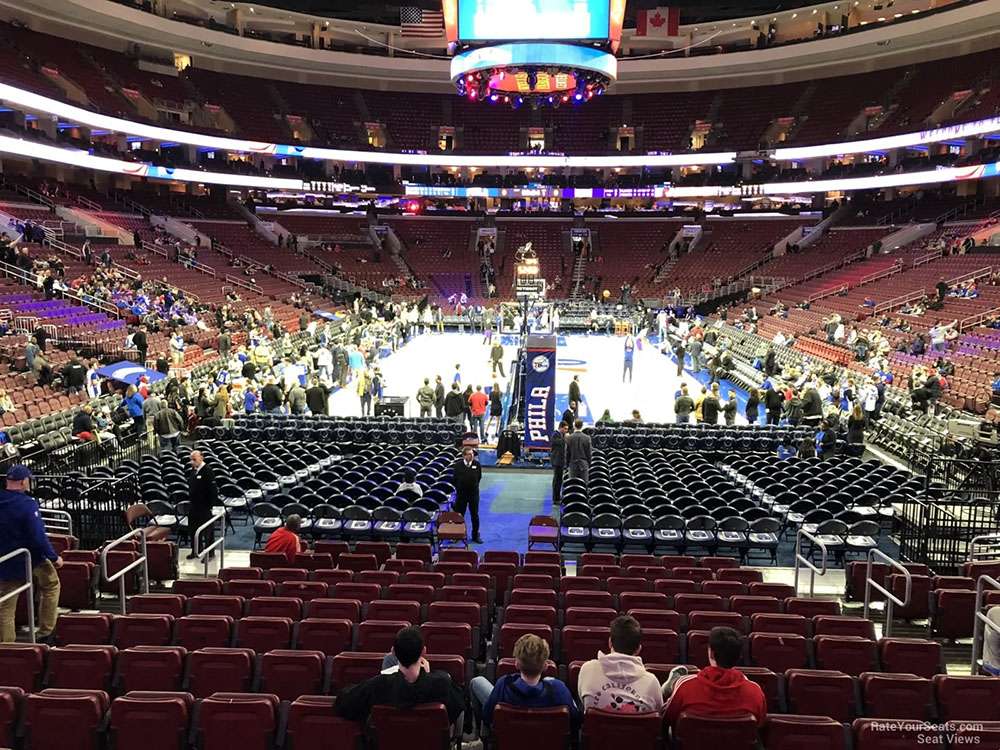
xmin=933 ymin=675 xmax=1000 ymax=721
xmin=54 ymin=613 xmax=112 ymax=645
xmin=812 ymin=616 xmax=876 ymax=640
xmin=128 ymin=594 xmax=186 ymax=618
xmin=47 ymin=645 xmax=116 ymax=691
xmin=878 ymin=638 xmax=942 ymax=679
xmin=187 ymin=594 xmax=244 ymax=619
xmin=172 ymin=579 xmax=222 ymax=597
xmin=860 ymin=672 xmax=934 ymax=720
xmin=57 ymin=562 xmax=96 ymax=610
xmin=294 ymin=618 xmax=354 ymax=654
xmin=115 ymin=646 xmax=186 ymax=693
xmin=814 ymin=636 xmax=878 ymax=677
xmin=783 ymin=598 xmax=841 ymax=618
xmin=786 ymin=669 xmax=858 ymax=722
xmin=582 ymin=708 xmax=662 ymax=749
xmin=24 ymin=688 xmax=109 ymax=750
xmin=626 ymin=609 xmax=681 ymax=632
xmin=112 ymin=614 xmax=174 ymax=648
xmin=762 ymin=715 xmax=847 ymax=750
xmin=285 ymin=695 xmax=363 ymax=750
xmin=0 ymin=686 xmax=23 ymax=749
xmin=248 ymin=552 xmax=288 ymax=570
xmin=367 ymin=599 xmax=422 ymax=624
xmin=172 ymin=615 xmax=233 ymax=650
xmin=235 ymin=616 xmax=294 ymax=652
xmin=750 ymin=614 xmax=809 ymax=636
xmin=370 ymin=703 xmax=453 ymax=748
xmin=246 ymin=596 xmax=303 ymax=620
xmin=420 ymin=622 xmax=474 ymax=659
xmin=223 ymin=579 xmax=275 ymax=598
xmin=313 ymin=569 xmax=353 ymax=587
xmin=258 ymin=650 xmax=326 ymax=701
xmin=749 ymin=633 xmax=809 ymax=674
xmin=564 ymin=607 xmax=618 ymax=627
xmin=196 ymin=692 xmax=279 ymax=750
xmin=307 ymin=598 xmax=362 ymax=622
xmin=688 ymin=611 xmax=745 ymax=634
xmin=109 ymin=691 xmax=193 ymax=750
xmin=493 ymin=705 xmax=571 ymax=750
xmin=852 ymin=717 xmax=930 ymax=749
xmin=503 ymin=604 xmax=558 ymax=628
xmin=561 ymin=626 xmax=610 ymax=665
xmin=729 ymin=596 xmax=782 ymax=617
xmin=185 ymin=647 xmax=255 ymax=698
xmin=564 ymin=590 xmax=615 ymax=610
xmin=673 ymin=712 xmax=758 ymax=750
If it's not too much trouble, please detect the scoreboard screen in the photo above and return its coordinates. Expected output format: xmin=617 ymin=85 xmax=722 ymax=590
xmin=457 ymin=0 xmax=611 ymax=43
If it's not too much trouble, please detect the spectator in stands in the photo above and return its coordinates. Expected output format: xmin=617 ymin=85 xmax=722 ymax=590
xmin=674 ymin=384 xmax=694 ymax=424
xmin=122 ymin=384 xmax=145 ymax=433
xmin=846 ymin=404 xmax=866 ymax=455
xmin=625 ymin=409 xmax=643 ymax=424
xmin=0 ymin=465 xmax=61 ymax=643
xmin=133 ymin=325 xmax=148 ymax=364
xmin=397 ymin=468 xmax=423 ymax=498
xmin=815 ymin=419 xmax=836 ymax=458
xmin=623 ymin=334 xmax=635 ymax=382
xmin=61 ymin=356 xmax=87 ymax=395
xmin=566 ymin=418 xmax=592 ymax=483
xmin=286 ymin=381 xmax=307 ymax=415
xmin=673 ymin=340 xmax=686 ymax=377
xmin=0 ymin=390 xmax=13 ymax=416
xmin=579 ymin=615 xmax=664 ymax=713
xmin=335 ymin=626 xmax=464 ymax=724
xmin=722 ymin=391 xmax=737 ymax=425
xmin=597 ymin=409 xmax=613 ymax=424
xmin=264 ymin=514 xmax=303 ymax=564
xmin=936 ymin=278 xmax=949 ymax=302
xmin=783 ymin=389 xmax=804 ymax=426
xmin=471 ymin=633 xmax=578 ymax=729
xmin=664 ymin=627 xmax=767 ymax=727
xmin=801 ymin=383 xmax=823 ymax=427
xmin=261 ymin=379 xmax=283 ymax=414
xmin=153 ymin=401 xmax=185 ymax=451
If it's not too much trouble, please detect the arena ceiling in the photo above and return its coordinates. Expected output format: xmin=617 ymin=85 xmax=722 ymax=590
xmin=247 ymin=1 xmax=834 ymax=26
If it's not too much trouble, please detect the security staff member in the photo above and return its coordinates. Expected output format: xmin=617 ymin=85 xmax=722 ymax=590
xmin=452 ymin=446 xmax=483 ymax=544
xmin=187 ymin=450 xmax=218 ymax=560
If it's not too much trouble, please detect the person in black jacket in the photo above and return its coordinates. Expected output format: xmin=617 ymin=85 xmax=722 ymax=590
xmin=764 ymin=385 xmax=784 ymax=425
xmin=305 ymin=378 xmax=329 ymax=416
xmin=568 ymin=376 xmax=581 ymax=408
xmin=701 ymin=386 xmax=721 ymax=425
xmin=186 ymin=450 xmax=218 ymax=560
xmin=433 ymin=375 xmax=445 ymax=419
xmin=801 ymin=384 xmax=823 ymax=427
xmin=452 ymin=446 xmax=483 ymax=544
xmin=261 ymin=380 xmax=284 ymax=414
xmin=550 ymin=421 xmax=568 ymax=505
xmin=132 ymin=325 xmax=148 ymax=365
xmin=443 ymin=383 xmax=465 ymax=425
xmin=335 ymin=626 xmax=464 ymax=724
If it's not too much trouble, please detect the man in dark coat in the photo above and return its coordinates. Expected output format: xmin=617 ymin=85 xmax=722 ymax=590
xmin=550 ymin=421 xmax=568 ymax=504
xmin=452 ymin=446 xmax=483 ymax=544
xmin=568 ymin=376 xmax=581 ymax=408
xmin=433 ymin=375 xmax=445 ymax=419
xmin=305 ymin=378 xmax=329 ymax=416
xmin=187 ymin=450 xmax=218 ymax=560
xmin=801 ymin=384 xmax=823 ymax=427
xmin=566 ymin=418 xmax=592 ymax=482
xmin=132 ymin=325 xmax=148 ymax=365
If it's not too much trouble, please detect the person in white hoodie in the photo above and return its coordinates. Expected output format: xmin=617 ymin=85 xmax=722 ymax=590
xmin=577 ymin=615 xmax=664 ymax=714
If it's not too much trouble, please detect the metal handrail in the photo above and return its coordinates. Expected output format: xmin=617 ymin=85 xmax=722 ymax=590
xmin=0 ymin=548 xmax=34 ymax=643
xmin=971 ymin=574 xmax=1000 ymax=675
xmin=969 ymin=534 xmax=1000 ymax=561
xmin=40 ymin=508 xmax=73 ymax=536
xmin=100 ymin=528 xmax=150 ymax=614
xmin=863 ymin=549 xmax=912 ymax=637
xmin=793 ymin=528 xmax=829 ymax=597
xmin=194 ymin=510 xmax=227 ymax=576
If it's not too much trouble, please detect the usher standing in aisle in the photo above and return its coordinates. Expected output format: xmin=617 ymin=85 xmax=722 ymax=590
xmin=452 ymin=446 xmax=483 ymax=544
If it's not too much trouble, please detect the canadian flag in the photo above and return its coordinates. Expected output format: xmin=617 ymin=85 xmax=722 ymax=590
xmin=636 ymin=6 xmax=680 ymax=37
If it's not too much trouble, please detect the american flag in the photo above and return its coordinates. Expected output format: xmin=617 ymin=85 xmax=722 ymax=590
xmin=400 ymin=6 xmax=444 ymax=37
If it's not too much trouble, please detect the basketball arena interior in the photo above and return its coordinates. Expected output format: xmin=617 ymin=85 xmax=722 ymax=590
xmin=1 ymin=0 xmax=1000 ymax=748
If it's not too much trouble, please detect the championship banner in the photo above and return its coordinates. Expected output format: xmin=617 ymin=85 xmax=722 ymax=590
xmin=524 ymin=334 xmax=557 ymax=451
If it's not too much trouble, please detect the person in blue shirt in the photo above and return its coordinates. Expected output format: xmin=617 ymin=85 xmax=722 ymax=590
xmin=776 ymin=437 xmax=797 ymax=460
xmin=815 ymin=419 xmax=836 ymax=459
xmin=471 ymin=633 xmax=580 ymax=731
xmin=0 ymin=465 xmax=61 ymax=642
xmin=244 ymin=386 xmax=259 ymax=414
xmin=122 ymin=384 xmax=145 ymax=433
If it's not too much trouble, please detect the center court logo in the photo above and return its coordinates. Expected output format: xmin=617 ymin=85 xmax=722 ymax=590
xmin=531 ymin=355 xmax=550 ymax=373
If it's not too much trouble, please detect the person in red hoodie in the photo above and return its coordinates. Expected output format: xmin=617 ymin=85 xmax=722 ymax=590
xmin=664 ymin=626 xmax=767 ymax=727
xmin=263 ymin=514 xmax=302 ymax=564
xmin=468 ymin=385 xmax=489 ymax=442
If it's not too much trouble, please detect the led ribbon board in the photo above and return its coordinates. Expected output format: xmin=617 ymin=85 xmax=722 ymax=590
xmin=1 ymin=80 xmax=996 ymax=168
